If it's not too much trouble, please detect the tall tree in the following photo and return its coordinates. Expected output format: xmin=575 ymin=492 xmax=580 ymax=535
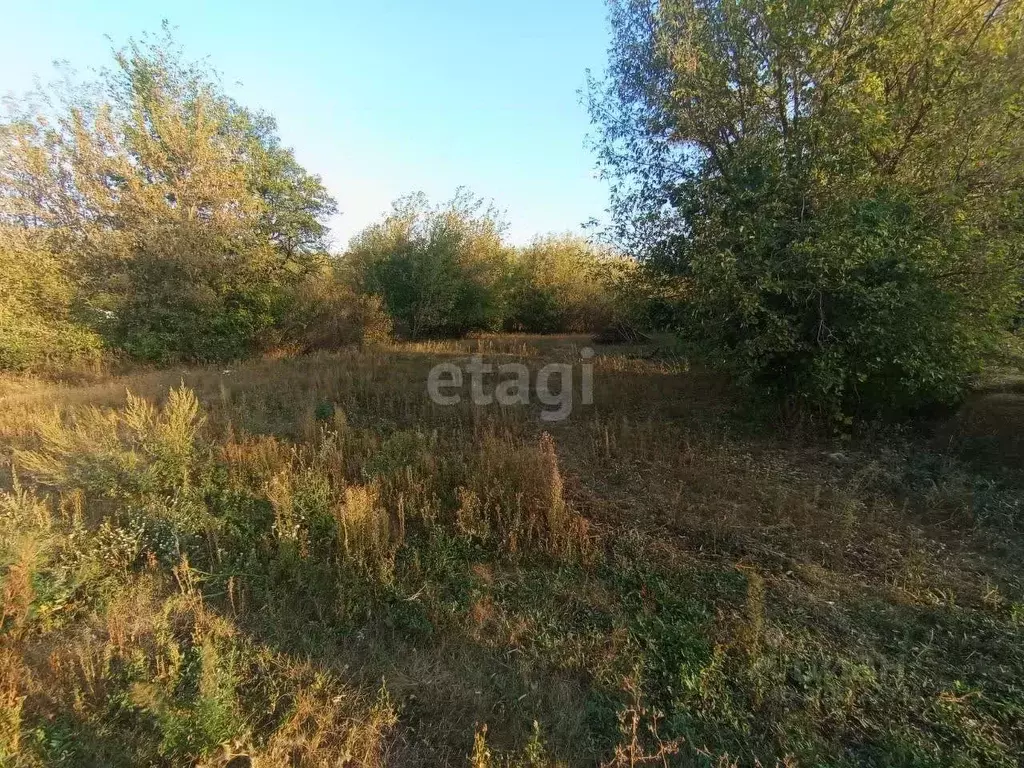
xmin=591 ymin=0 xmax=1024 ymax=417
xmin=0 ymin=24 xmax=339 ymax=363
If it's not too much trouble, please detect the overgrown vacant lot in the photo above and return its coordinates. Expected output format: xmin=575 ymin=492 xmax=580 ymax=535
xmin=1 ymin=337 xmax=1023 ymax=767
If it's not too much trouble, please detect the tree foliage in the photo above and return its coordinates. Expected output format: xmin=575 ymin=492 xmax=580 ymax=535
xmin=344 ymin=196 xmax=643 ymax=339
xmin=345 ymin=191 xmax=510 ymax=339
xmin=591 ymin=0 xmax=1024 ymax=417
xmin=0 ymin=25 xmax=345 ymax=365
xmin=0 ymin=227 xmax=103 ymax=371
xmin=504 ymin=234 xmax=626 ymax=334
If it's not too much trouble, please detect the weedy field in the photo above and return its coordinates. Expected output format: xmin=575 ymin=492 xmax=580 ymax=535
xmin=1 ymin=336 xmax=1023 ymax=767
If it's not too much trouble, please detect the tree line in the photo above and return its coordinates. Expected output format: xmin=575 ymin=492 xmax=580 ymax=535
xmin=6 ymin=1 xmax=1024 ymax=422
xmin=0 ymin=26 xmax=652 ymax=372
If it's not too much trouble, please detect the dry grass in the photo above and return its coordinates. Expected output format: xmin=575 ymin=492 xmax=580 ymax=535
xmin=0 ymin=335 xmax=1022 ymax=766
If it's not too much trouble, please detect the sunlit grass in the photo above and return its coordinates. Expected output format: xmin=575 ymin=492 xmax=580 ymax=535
xmin=1 ymin=336 xmax=1022 ymax=766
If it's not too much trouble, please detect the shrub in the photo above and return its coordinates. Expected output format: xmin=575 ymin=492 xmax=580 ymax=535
xmin=682 ymin=180 xmax=1018 ymax=418
xmin=592 ymin=257 xmax=689 ymax=342
xmin=15 ymin=386 xmax=214 ymax=557
xmin=106 ymin=228 xmax=286 ymax=364
xmin=270 ymin=260 xmax=392 ymax=353
xmin=0 ymin=229 xmax=103 ymax=372
xmin=345 ymin=191 xmax=509 ymax=339
xmin=504 ymin=235 xmax=625 ymax=334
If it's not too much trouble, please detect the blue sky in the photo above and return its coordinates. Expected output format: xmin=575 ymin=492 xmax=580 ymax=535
xmin=0 ymin=0 xmax=613 ymax=247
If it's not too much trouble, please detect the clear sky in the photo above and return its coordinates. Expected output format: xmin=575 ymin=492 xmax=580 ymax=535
xmin=0 ymin=0 xmax=613 ymax=247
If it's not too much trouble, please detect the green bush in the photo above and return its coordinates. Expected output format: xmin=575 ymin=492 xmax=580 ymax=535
xmin=345 ymin=191 xmax=509 ymax=339
xmin=0 ymin=229 xmax=103 ymax=372
xmin=270 ymin=259 xmax=393 ymax=352
xmin=504 ymin=235 xmax=625 ymax=334
xmin=347 ymin=213 xmax=650 ymax=339
xmin=682 ymin=177 xmax=1017 ymax=417
xmin=105 ymin=228 xmax=284 ymax=364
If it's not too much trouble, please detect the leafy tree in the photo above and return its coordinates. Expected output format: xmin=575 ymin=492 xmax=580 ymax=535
xmin=591 ymin=0 xmax=1024 ymax=418
xmin=0 ymin=25 xmax=343 ymax=364
xmin=229 ymin=106 xmax=338 ymax=259
xmin=346 ymin=191 xmax=508 ymax=339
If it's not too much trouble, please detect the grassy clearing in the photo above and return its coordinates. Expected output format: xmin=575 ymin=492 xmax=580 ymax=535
xmin=1 ymin=335 xmax=1022 ymax=766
